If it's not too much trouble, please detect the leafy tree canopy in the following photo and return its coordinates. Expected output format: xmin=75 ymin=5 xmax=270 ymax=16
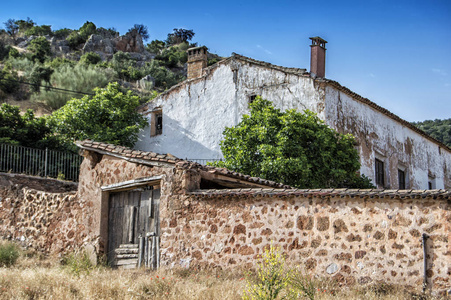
xmin=49 ymin=82 xmax=147 ymax=147
xmin=166 ymin=28 xmax=195 ymax=45
xmin=129 ymin=24 xmax=149 ymax=41
xmin=412 ymin=118 xmax=451 ymax=147
xmin=0 ymin=103 xmax=66 ymax=150
xmin=28 ymin=36 xmax=51 ymax=63
xmin=3 ymin=19 xmax=19 ymax=38
xmin=212 ymin=97 xmax=374 ymax=189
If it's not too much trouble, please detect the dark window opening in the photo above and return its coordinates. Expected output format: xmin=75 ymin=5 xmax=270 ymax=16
xmin=428 ymin=181 xmax=432 ymax=190
xmin=375 ymin=159 xmax=384 ymax=186
xmin=398 ymin=169 xmax=406 ymax=189
xmin=200 ymin=178 xmax=229 ymax=189
xmin=150 ymin=110 xmax=163 ymax=137
xmin=155 ymin=113 xmax=163 ymax=135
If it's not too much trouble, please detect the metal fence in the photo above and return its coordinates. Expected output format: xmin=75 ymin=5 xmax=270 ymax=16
xmin=0 ymin=144 xmax=83 ymax=182
xmin=186 ymin=158 xmax=223 ymax=165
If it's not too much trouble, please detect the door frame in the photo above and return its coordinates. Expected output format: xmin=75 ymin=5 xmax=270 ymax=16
xmin=100 ymin=176 xmax=162 ymax=266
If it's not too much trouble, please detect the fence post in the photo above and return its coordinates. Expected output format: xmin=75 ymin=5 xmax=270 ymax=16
xmin=44 ymin=147 xmax=48 ymax=177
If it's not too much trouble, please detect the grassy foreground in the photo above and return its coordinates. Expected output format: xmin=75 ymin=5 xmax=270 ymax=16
xmin=0 ymin=243 xmax=447 ymax=300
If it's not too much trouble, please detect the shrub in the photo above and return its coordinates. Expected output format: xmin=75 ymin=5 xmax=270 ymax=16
xmin=28 ymin=36 xmax=51 ymax=63
xmin=46 ymin=57 xmax=76 ymax=69
xmin=79 ymin=52 xmax=101 ymax=65
xmin=29 ymin=65 xmax=53 ymax=92
xmin=53 ymin=28 xmax=72 ymax=39
xmin=66 ymin=31 xmax=84 ymax=49
xmin=0 ymin=69 xmax=20 ymax=94
xmin=0 ymin=241 xmax=20 ymax=267
xmin=25 ymin=25 xmax=52 ymax=37
xmin=61 ymin=251 xmax=95 ymax=277
xmin=31 ymin=64 xmax=114 ymax=110
xmin=242 ymin=245 xmax=289 ymax=300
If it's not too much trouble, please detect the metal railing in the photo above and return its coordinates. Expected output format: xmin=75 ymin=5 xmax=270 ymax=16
xmin=186 ymin=158 xmax=223 ymax=165
xmin=0 ymin=144 xmax=83 ymax=182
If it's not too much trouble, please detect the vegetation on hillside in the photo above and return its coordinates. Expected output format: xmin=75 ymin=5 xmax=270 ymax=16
xmin=212 ymin=97 xmax=374 ymax=189
xmin=0 ymin=18 xmax=224 ymax=151
xmin=412 ymin=118 xmax=451 ymax=147
xmin=0 ymin=17 xmax=220 ymax=112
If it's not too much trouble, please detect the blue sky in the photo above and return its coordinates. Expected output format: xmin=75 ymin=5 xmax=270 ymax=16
xmin=1 ymin=0 xmax=450 ymax=121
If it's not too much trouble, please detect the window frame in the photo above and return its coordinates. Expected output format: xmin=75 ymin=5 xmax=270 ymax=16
xmin=375 ymin=158 xmax=385 ymax=187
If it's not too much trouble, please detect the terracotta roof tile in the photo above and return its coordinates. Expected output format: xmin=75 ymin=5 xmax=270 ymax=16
xmin=76 ymin=140 xmax=290 ymax=188
xmin=189 ymin=188 xmax=451 ymax=200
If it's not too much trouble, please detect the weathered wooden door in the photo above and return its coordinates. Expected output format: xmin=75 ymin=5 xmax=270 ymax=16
xmin=108 ymin=186 xmax=160 ymax=269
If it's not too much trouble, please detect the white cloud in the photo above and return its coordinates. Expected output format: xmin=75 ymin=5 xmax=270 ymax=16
xmin=432 ymin=68 xmax=447 ymax=76
xmin=256 ymin=44 xmax=272 ymax=55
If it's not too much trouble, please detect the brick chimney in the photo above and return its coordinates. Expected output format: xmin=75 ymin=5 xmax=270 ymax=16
xmin=309 ymin=37 xmax=327 ymax=78
xmin=187 ymin=46 xmax=208 ymax=79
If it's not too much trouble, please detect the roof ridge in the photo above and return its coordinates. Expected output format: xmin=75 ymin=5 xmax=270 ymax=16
xmin=323 ymin=79 xmax=451 ymax=153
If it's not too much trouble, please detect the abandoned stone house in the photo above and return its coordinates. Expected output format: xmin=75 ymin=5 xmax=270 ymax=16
xmin=135 ymin=37 xmax=451 ymax=190
xmin=1 ymin=140 xmax=450 ymax=292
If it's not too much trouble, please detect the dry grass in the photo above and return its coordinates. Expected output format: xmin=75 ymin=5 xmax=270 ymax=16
xmin=0 ymin=253 xmax=448 ymax=300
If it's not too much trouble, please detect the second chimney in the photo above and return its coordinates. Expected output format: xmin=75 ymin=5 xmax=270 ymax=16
xmin=309 ymin=37 xmax=327 ymax=78
xmin=187 ymin=46 xmax=208 ymax=79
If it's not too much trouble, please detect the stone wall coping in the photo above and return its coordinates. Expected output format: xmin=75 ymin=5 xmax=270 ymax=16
xmin=76 ymin=140 xmax=180 ymax=167
xmin=189 ymin=188 xmax=451 ymax=200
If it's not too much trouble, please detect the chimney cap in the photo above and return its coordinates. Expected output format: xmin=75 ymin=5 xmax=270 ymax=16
xmin=187 ymin=45 xmax=208 ymax=52
xmin=309 ymin=36 xmax=327 ymax=49
xmin=309 ymin=36 xmax=327 ymax=43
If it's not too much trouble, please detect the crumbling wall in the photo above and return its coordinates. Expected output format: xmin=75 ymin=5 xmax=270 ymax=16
xmin=160 ymin=192 xmax=450 ymax=292
xmin=0 ymin=173 xmax=95 ymax=255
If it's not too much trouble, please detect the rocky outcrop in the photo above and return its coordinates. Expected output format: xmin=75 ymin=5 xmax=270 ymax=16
xmin=82 ymin=34 xmax=115 ymax=55
xmin=114 ymin=29 xmax=145 ymax=53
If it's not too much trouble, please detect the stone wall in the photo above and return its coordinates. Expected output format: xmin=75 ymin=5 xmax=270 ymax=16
xmin=160 ymin=191 xmax=450 ymax=291
xmin=0 ymin=173 xmax=96 ymax=255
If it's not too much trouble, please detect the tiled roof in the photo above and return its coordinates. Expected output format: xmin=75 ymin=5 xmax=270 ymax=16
xmin=76 ymin=140 xmax=180 ymax=165
xmin=138 ymin=53 xmax=450 ymax=152
xmin=190 ymin=188 xmax=451 ymax=200
xmin=321 ymin=79 xmax=451 ymax=152
xmin=175 ymin=161 xmax=291 ymax=189
xmin=76 ymin=140 xmax=290 ymax=188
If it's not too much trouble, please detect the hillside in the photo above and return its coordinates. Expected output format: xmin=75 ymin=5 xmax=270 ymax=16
xmin=412 ymin=118 xmax=451 ymax=147
xmin=0 ymin=19 xmax=221 ymax=114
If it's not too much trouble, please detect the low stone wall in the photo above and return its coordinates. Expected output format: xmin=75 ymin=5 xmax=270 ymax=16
xmin=0 ymin=173 xmax=97 ymax=256
xmin=161 ymin=192 xmax=450 ymax=291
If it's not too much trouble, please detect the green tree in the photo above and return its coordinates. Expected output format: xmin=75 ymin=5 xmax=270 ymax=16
xmin=25 ymin=25 xmax=52 ymax=36
xmin=15 ymin=17 xmax=35 ymax=34
xmin=49 ymin=82 xmax=147 ymax=147
xmin=28 ymin=36 xmax=51 ymax=63
xmin=213 ymin=97 xmax=374 ymax=189
xmin=412 ymin=118 xmax=451 ymax=147
xmin=146 ymin=40 xmax=165 ymax=54
xmin=3 ymin=19 xmax=19 ymax=39
xmin=129 ymin=24 xmax=149 ymax=41
xmin=0 ymin=103 xmax=65 ymax=150
xmin=166 ymin=28 xmax=195 ymax=45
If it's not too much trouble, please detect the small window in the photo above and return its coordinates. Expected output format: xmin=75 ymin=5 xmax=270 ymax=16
xmin=398 ymin=169 xmax=406 ymax=189
xmin=150 ymin=110 xmax=163 ymax=137
xmin=428 ymin=176 xmax=436 ymax=189
xmin=375 ymin=159 xmax=384 ymax=186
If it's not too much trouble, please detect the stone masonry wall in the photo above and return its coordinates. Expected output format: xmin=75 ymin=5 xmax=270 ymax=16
xmin=0 ymin=173 xmax=96 ymax=256
xmin=160 ymin=193 xmax=450 ymax=292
